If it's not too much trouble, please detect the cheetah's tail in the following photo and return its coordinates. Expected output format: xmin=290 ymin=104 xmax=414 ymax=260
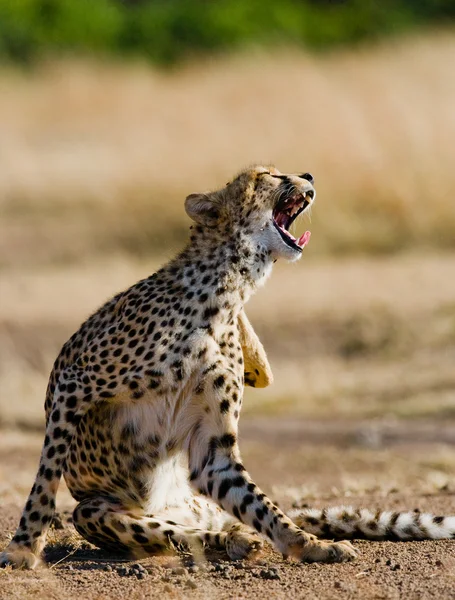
xmin=288 ymin=506 xmax=455 ymax=540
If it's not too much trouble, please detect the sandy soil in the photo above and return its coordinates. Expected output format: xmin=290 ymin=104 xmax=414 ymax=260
xmin=1 ymin=245 xmax=455 ymax=600
xmin=2 ymin=421 xmax=455 ymax=600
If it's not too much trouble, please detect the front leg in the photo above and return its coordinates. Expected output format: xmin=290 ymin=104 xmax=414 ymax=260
xmin=188 ymin=364 xmax=357 ymax=563
xmin=238 ymin=310 xmax=273 ymax=388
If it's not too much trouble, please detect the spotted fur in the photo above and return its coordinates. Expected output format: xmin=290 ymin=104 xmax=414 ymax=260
xmin=1 ymin=165 xmax=360 ymax=569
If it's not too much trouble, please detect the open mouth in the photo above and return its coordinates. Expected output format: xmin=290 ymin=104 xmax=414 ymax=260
xmin=272 ymin=190 xmax=313 ymax=252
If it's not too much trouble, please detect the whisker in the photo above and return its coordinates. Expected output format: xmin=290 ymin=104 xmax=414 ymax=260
xmin=306 ymin=205 xmax=312 ymax=224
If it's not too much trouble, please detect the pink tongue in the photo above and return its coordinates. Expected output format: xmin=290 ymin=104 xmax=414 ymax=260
xmin=297 ymin=230 xmax=311 ymax=248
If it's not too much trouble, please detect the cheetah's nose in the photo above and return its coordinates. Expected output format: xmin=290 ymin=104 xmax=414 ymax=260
xmin=299 ymin=173 xmax=314 ymax=184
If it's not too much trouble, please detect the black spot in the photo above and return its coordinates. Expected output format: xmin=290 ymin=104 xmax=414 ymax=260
xmin=252 ymin=519 xmax=262 ymax=533
xmin=433 ymin=516 xmax=445 ymax=524
xmin=213 ymin=375 xmax=225 ymax=389
xmin=240 ymin=494 xmax=255 ymax=514
xmin=133 ymin=533 xmax=149 ymax=545
xmin=203 ymin=307 xmax=220 ymax=320
xmin=220 ymin=400 xmax=230 ymax=413
xmin=219 ymin=433 xmax=236 ymax=448
xmin=65 ymin=410 xmax=79 ymax=424
xmin=255 ymin=508 xmax=264 ymax=521
xmin=66 ymin=395 xmax=77 ymax=409
xmin=218 ymin=479 xmax=233 ymax=500
xmin=232 ymin=476 xmax=245 ymax=487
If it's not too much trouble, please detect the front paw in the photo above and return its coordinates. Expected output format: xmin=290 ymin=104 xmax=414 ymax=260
xmin=244 ymin=371 xmax=258 ymax=387
xmin=0 ymin=544 xmax=41 ymax=570
xmin=291 ymin=535 xmax=358 ymax=563
xmin=244 ymin=369 xmax=273 ymax=388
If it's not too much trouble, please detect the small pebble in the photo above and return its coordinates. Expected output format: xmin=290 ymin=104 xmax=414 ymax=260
xmin=259 ymin=569 xmax=280 ymax=580
xmin=188 ymin=565 xmax=199 ymax=574
xmin=104 ymin=565 xmax=113 ymax=572
xmin=185 ymin=578 xmax=198 ymax=589
xmin=172 ymin=566 xmax=188 ymax=576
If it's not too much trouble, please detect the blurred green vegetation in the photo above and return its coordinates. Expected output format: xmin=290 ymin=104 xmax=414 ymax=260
xmin=1 ymin=0 xmax=455 ymax=65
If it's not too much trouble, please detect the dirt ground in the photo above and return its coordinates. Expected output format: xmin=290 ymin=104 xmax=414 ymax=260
xmin=1 ymin=252 xmax=455 ymax=599
xmin=2 ymin=420 xmax=455 ymax=600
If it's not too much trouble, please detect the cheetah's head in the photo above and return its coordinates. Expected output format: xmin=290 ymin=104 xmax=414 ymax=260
xmin=185 ymin=165 xmax=315 ymax=263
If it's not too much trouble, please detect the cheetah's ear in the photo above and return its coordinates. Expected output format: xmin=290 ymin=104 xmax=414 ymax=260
xmin=185 ymin=193 xmax=220 ymax=226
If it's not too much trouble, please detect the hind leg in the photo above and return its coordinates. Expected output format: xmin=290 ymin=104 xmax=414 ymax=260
xmin=72 ymin=496 xmax=262 ymax=560
xmin=162 ymin=494 xmax=263 ymax=560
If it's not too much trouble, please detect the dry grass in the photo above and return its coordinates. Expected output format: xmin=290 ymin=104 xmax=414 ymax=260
xmin=1 ymin=31 xmax=455 ymax=268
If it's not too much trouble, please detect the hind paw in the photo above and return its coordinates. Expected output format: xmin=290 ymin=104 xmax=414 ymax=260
xmin=0 ymin=544 xmax=41 ymax=570
xmin=226 ymin=525 xmax=263 ymax=560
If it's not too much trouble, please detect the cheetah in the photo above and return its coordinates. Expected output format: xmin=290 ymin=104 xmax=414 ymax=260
xmin=2 ymin=166 xmax=454 ymax=570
